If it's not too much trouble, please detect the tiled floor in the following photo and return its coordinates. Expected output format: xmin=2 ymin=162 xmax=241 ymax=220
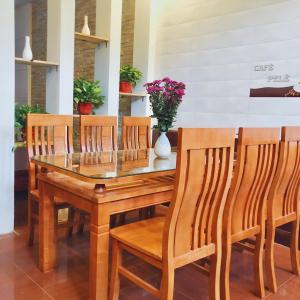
xmin=0 ymin=194 xmax=300 ymax=299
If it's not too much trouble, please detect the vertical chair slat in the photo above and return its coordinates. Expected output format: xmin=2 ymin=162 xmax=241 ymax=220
xmin=122 ymin=116 xmax=151 ymax=150
xmin=79 ymin=116 xmax=117 ymax=152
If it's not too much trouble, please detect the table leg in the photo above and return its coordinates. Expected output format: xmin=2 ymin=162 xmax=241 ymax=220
xmin=90 ymin=207 xmax=110 ymax=300
xmin=38 ymin=180 xmax=57 ymax=272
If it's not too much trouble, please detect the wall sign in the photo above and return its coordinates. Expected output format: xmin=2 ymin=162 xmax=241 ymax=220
xmin=250 ymin=64 xmax=300 ymax=97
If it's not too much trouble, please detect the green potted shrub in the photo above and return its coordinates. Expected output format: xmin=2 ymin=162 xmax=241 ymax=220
xmin=73 ymin=78 xmax=105 ymax=115
xmin=119 ymin=65 xmax=143 ymax=93
xmin=15 ymin=103 xmax=44 ymax=141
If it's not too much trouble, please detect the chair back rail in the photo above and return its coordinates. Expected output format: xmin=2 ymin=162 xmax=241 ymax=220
xmin=26 ymin=113 xmax=74 ymax=190
xmin=163 ymin=128 xmax=235 ymax=259
xmin=80 ymin=115 xmax=118 ymax=152
xmin=225 ymin=127 xmax=280 ymax=236
xmin=268 ymin=126 xmax=300 ymax=221
xmin=122 ymin=116 xmax=151 ymax=150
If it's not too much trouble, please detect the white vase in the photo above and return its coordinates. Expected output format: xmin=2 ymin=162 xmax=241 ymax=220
xmin=154 ymin=157 xmax=172 ymax=170
xmin=22 ymin=35 xmax=33 ymax=61
xmin=154 ymin=132 xmax=171 ymax=158
xmin=81 ymin=15 xmax=91 ymax=35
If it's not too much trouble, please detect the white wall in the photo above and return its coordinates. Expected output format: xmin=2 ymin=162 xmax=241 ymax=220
xmin=15 ymin=3 xmax=32 ymax=104
xmin=154 ymin=0 xmax=300 ymax=128
xmin=0 ymin=1 xmax=15 ymax=234
xmin=94 ymin=0 xmax=122 ymax=116
xmin=46 ymin=0 xmax=75 ymax=114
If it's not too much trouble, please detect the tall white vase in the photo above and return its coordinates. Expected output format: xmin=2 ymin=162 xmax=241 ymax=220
xmin=154 ymin=132 xmax=171 ymax=158
xmin=22 ymin=35 xmax=33 ymax=61
xmin=81 ymin=15 xmax=91 ymax=35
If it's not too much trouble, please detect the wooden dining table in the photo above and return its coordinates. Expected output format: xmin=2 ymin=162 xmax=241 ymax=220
xmin=32 ymin=148 xmax=176 ymax=300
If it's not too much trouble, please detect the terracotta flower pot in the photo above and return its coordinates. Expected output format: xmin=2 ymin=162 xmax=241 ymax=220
xmin=78 ymin=102 xmax=93 ymax=115
xmin=119 ymin=81 xmax=133 ymax=93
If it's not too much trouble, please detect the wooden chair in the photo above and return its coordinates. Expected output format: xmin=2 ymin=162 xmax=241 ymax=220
xmin=122 ymin=116 xmax=154 ymax=219
xmin=79 ymin=115 xmax=118 ymax=229
xmin=110 ymin=128 xmax=235 ymax=300
xmin=27 ymin=113 xmax=74 ymax=245
xmin=220 ymin=127 xmax=280 ymax=300
xmin=122 ymin=116 xmax=151 ymax=150
xmin=80 ymin=115 xmax=118 ymax=152
xmin=265 ymin=126 xmax=300 ymax=293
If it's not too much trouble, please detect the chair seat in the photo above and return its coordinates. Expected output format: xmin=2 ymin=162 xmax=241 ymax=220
xmin=110 ymin=217 xmax=165 ymax=261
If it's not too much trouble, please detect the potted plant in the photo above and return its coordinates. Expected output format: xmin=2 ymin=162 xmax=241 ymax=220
xmin=119 ymin=65 xmax=143 ymax=93
xmin=73 ymin=78 xmax=104 ymax=115
xmin=144 ymin=77 xmax=185 ymax=157
xmin=15 ymin=103 xmax=44 ymax=141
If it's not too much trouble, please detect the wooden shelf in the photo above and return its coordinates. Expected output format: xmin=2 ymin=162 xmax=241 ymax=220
xmin=15 ymin=57 xmax=59 ymax=68
xmin=75 ymin=32 xmax=109 ymax=45
xmin=119 ymin=92 xmax=147 ymax=98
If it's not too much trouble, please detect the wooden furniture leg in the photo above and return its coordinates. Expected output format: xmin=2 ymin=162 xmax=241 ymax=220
xmin=38 ymin=180 xmax=57 ymax=272
xmin=27 ymin=193 xmax=35 ymax=246
xmin=109 ymin=239 xmax=122 ymax=300
xmin=254 ymin=231 xmax=265 ymax=298
xmin=160 ymin=264 xmax=175 ymax=300
xmin=266 ymin=221 xmax=277 ymax=293
xmin=90 ymin=206 xmax=110 ymax=300
xmin=290 ymin=219 xmax=300 ymax=275
xmin=221 ymin=234 xmax=231 ymax=300
xmin=209 ymin=251 xmax=221 ymax=300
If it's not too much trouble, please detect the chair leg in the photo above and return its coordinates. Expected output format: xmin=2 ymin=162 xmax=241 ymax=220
xmin=209 ymin=252 xmax=221 ymax=300
xmin=119 ymin=213 xmax=126 ymax=225
xmin=254 ymin=231 xmax=265 ymax=298
xmin=220 ymin=238 xmax=231 ymax=300
xmin=27 ymin=196 xmax=35 ymax=246
xmin=265 ymin=222 xmax=277 ymax=293
xmin=160 ymin=265 xmax=174 ymax=300
xmin=290 ymin=219 xmax=300 ymax=276
xmin=67 ymin=207 xmax=75 ymax=237
xmin=77 ymin=212 xmax=85 ymax=235
xmin=110 ymin=239 xmax=122 ymax=300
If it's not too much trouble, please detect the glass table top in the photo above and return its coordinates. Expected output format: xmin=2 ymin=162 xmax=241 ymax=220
xmin=32 ymin=149 xmax=177 ymax=182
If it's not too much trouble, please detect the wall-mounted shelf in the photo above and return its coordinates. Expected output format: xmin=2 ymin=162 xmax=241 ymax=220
xmin=15 ymin=57 xmax=59 ymax=68
xmin=75 ymin=32 xmax=109 ymax=45
xmin=119 ymin=92 xmax=147 ymax=98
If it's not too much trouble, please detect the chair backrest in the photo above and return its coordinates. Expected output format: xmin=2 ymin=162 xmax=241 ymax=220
xmin=163 ymin=128 xmax=235 ymax=259
xmin=26 ymin=113 xmax=73 ymax=190
xmin=80 ymin=115 xmax=118 ymax=152
xmin=224 ymin=128 xmax=280 ymax=237
xmin=122 ymin=116 xmax=151 ymax=150
xmin=268 ymin=126 xmax=300 ymax=222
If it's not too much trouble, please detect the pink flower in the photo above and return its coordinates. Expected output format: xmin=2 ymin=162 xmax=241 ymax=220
xmin=175 ymin=89 xmax=185 ymax=96
xmin=153 ymin=79 xmax=162 ymax=85
xmin=162 ymin=77 xmax=171 ymax=83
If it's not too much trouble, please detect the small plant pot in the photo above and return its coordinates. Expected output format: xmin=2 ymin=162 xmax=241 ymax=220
xmin=78 ymin=102 xmax=94 ymax=115
xmin=119 ymin=81 xmax=133 ymax=93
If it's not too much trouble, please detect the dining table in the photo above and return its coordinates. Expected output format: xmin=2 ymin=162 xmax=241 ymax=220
xmin=32 ymin=148 xmax=176 ymax=300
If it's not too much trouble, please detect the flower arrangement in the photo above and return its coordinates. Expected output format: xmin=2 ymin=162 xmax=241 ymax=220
xmin=144 ymin=77 xmax=185 ymax=132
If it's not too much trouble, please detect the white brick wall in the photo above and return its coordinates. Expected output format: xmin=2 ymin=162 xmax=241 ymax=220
xmin=154 ymin=0 xmax=300 ymax=128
